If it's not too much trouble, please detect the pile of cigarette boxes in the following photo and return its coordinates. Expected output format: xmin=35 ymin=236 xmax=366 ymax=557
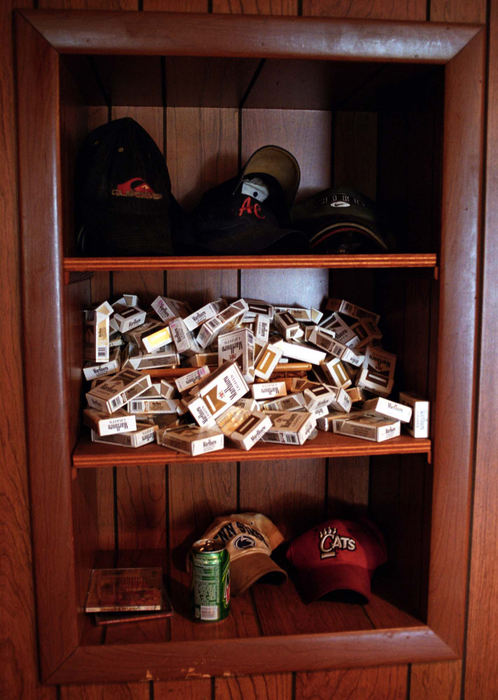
xmin=82 ymin=293 xmax=430 ymax=456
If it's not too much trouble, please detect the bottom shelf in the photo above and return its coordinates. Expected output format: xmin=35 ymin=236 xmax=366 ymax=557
xmin=50 ymin=552 xmax=457 ymax=684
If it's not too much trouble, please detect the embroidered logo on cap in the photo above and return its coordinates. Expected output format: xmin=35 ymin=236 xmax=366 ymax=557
xmin=319 ymin=526 xmax=357 ymax=559
xmin=113 ymin=178 xmax=162 ymax=199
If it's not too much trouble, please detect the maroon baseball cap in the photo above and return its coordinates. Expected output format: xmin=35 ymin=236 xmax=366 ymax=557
xmin=285 ymin=518 xmax=387 ymax=603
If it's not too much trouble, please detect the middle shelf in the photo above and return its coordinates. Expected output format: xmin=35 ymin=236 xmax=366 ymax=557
xmin=72 ymin=431 xmax=431 ymax=468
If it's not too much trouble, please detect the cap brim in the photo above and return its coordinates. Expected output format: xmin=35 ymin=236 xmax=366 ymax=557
xmin=230 ymin=553 xmax=288 ymax=596
xmin=242 ymin=146 xmax=300 ymax=207
xmin=293 ymin=563 xmax=373 ymax=604
xmin=310 ymin=221 xmax=389 ymax=253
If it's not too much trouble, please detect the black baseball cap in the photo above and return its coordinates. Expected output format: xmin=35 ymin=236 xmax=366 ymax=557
xmin=187 ymin=145 xmax=309 ymax=255
xmin=75 ymin=117 xmax=184 ymax=256
xmin=292 ymin=187 xmax=390 ymax=254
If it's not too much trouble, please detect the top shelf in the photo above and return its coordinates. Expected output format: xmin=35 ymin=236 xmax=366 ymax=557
xmin=64 ymin=253 xmax=437 ymax=273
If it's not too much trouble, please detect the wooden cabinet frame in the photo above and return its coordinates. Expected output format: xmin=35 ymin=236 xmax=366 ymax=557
xmin=15 ymin=10 xmax=484 ymax=684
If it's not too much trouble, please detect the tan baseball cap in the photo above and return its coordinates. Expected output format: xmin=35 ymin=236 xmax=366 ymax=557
xmin=201 ymin=512 xmax=288 ymax=596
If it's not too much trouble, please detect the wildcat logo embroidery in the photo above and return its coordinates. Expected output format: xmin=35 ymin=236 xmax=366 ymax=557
xmin=319 ymin=526 xmax=356 ymax=559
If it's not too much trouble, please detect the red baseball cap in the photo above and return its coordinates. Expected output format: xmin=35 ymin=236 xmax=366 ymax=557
xmin=285 ymin=518 xmax=387 ymax=603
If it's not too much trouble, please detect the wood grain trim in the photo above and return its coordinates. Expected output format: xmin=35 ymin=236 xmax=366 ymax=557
xmin=45 ymin=626 xmax=456 ymax=684
xmin=18 ymin=10 xmax=481 ymax=62
xmin=72 ymin=433 xmax=431 ymax=468
xmin=429 ymin=28 xmax=486 ymax=653
xmin=63 ymin=254 xmax=437 ymax=272
xmin=15 ymin=12 xmax=80 ymax=680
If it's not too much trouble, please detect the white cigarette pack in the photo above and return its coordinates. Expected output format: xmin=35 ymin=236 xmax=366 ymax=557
xmin=261 ymin=394 xmax=304 ymax=412
xmin=187 ymin=361 xmax=249 ymax=427
xmin=156 ymin=424 xmax=224 ymax=456
xmin=169 ymin=316 xmax=201 ymax=357
xmin=196 ymin=299 xmax=249 ymax=349
xmin=358 ymin=346 xmax=396 ymax=397
xmin=251 ymin=381 xmax=287 ymax=401
xmin=141 ymin=325 xmax=172 ymax=354
xmin=85 ymin=369 xmax=152 ymax=413
xmin=174 ymin=366 xmax=211 ymax=393
xmin=84 ymin=301 xmax=114 ymax=363
xmin=254 ymin=342 xmax=283 ymax=380
xmin=275 ymin=306 xmax=323 ymax=323
xmin=83 ymin=347 xmax=121 ymax=380
xmin=399 ymin=391 xmax=430 ymax=438
xmin=128 ymin=397 xmax=179 ymax=414
xmin=254 ymin=314 xmax=271 ymax=343
xmin=308 ymin=327 xmax=364 ymax=367
xmin=325 ymin=298 xmax=380 ymax=324
xmin=126 ymin=350 xmax=180 ymax=370
xmin=83 ymin=408 xmax=137 ymax=436
xmin=319 ymin=357 xmax=352 ymax=388
xmin=183 ymin=298 xmax=226 ymax=331
xmin=229 ymin=411 xmax=272 ymax=450
xmin=316 ymin=411 xmax=352 ymax=432
xmin=111 ymin=305 xmax=147 ymax=333
xmin=278 ymin=340 xmax=326 ymax=365
xmin=125 ymin=319 xmax=164 ymax=348
xmin=218 ymin=327 xmax=255 ymax=382
xmin=151 ymin=296 xmax=191 ymax=322
xmin=261 ymin=410 xmax=317 ymax=446
xmin=363 ymin=397 xmax=413 ymax=423
xmin=320 ymin=312 xmax=358 ymax=347
xmin=91 ymin=423 xmax=157 ymax=448
xmin=333 ymin=411 xmax=400 ymax=442
xmin=274 ymin=311 xmax=302 ymax=340
xmin=303 ymin=384 xmax=340 ymax=411
xmin=245 ymin=299 xmax=275 ymax=319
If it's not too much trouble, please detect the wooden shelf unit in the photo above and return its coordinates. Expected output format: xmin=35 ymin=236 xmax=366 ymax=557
xmin=15 ymin=10 xmax=483 ymax=685
xmin=72 ymin=432 xmax=432 ymax=469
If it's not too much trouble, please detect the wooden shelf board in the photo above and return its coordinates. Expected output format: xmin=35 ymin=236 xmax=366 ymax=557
xmin=64 ymin=253 xmax=437 ymax=273
xmin=57 ymin=553 xmax=442 ymax=684
xmin=72 ymin=432 xmax=431 ymax=468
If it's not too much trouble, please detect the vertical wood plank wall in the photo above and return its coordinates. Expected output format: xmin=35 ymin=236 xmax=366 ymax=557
xmin=2 ymin=2 xmax=496 ymax=700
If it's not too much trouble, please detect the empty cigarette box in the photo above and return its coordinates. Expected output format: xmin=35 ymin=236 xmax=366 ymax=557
xmin=196 ymin=299 xmax=248 ymax=349
xmin=278 ymin=340 xmax=326 ymax=365
xmin=83 ymin=347 xmax=121 ymax=381
xmin=84 ymin=300 xmax=114 ymax=363
xmin=261 ymin=410 xmax=317 ymax=446
xmin=333 ymin=412 xmax=400 ymax=442
xmin=183 ymin=298 xmax=226 ymax=331
xmin=91 ymin=422 xmax=157 ymax=448
xmin=187 ymin=361 xmax=249 ymax=427
xmin=363 ymin=397 xmax=413 ymax=423
xmin=358 ymin=346 xmax=396 ymax=397
xmin=85 ymin=368 xmax=152 ymax=413
xmin=218 ymin=327 xmax=255 ymax=382
xmin=251 ymin=381 xmax=287 ymax=401
xmin=254 ymin=342 xmax=283 ymax=380
xmin=156 ymin=424 xmax=224 ymax=456
xmin=399 ymin=391 xmax=430 ymax=438
xmin=151 ymin=296 xmax=191 ymax=322
xmin=83 ymin=408 xmax=137 ymax=436
xmin=111 ymin=305 xmax=147 ymax=333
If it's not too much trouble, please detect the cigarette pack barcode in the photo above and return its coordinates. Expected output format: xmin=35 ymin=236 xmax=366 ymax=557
xmin=110 ymin=397 xmax=122 ymax=410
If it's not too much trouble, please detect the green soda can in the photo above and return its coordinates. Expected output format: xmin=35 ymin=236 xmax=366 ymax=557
xmin=191 ymin=538 xmax=230 ymax=622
